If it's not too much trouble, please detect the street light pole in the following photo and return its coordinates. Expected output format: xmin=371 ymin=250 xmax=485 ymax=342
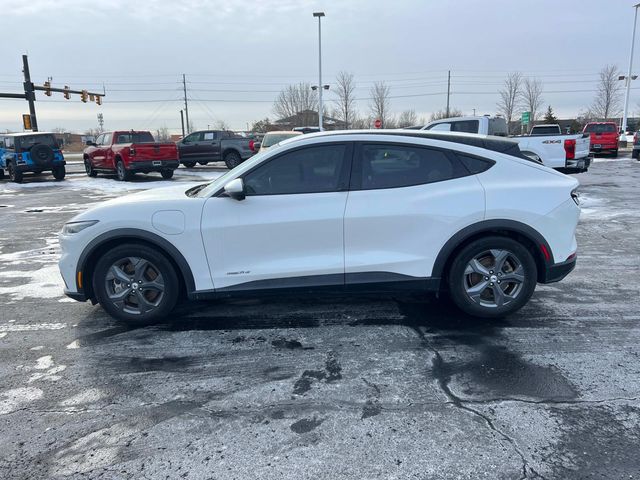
xmin=313 ymin=12 xmax=325 ymax=131
xmin=622 ymin=3 xmax=640 ymax=133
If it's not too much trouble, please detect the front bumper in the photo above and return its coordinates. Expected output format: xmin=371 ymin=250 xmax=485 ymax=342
xmin=540 ymin=256 xmax=576 ymax=284
xmin=127 ymin=160 xmax=179 ymax=171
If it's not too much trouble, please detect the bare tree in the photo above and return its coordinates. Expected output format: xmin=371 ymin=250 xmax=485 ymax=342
xmin=497 ymin=72 xmax=522 ymax=134
xmin=397 ymin=109 xmax=418 ymax=127
xmin=429 ymin=108 xmax=463 ymax=121
xmin=155 ymin=126 xmax=171 ymax=141
xmin=590 ymin=64 xmax=622 ymax=120
xmin=273 ymin=82 xmax=318 ymax=124
xmin=520 ymin=78 xmax=544 ymax=123
xmin=333 ymin=71 xmax=356 ymax=129
xmin=351 ymin=115 xmax=373 ymax=129
xmin=369 ymin=81 xmax=391 ymax=127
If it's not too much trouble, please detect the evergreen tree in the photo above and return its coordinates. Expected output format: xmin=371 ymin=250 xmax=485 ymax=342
xmin=543 ymin=105 xmax=558 ymax=123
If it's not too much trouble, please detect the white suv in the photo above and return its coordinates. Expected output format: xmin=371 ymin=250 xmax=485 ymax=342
xmin=59 ymin=131 xmax=580 ymax=323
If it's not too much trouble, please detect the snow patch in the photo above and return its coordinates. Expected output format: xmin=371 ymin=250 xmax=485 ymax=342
xmin=30 ymin=345 xmax=44 ymax=351
xmin=59 ymin=388 xmax=103 ymax=407
xmin=0 ymin=323 xmax=66 ymax=332
xmin=0 ymin=387 xmax=43 ymax=415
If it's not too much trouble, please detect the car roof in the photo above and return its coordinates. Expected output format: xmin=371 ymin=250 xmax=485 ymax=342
xmin=1 ymin=132 xmax=56 ymax=137
xmin=297 ymin=129 xmax=526 ymax=158
xmin=264 ymin=131 xmax=302 ymax=135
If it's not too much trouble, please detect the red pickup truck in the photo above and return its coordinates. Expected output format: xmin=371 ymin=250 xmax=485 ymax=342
xmin=583 ymin=122 xmax=619 ymax=157
xmin=83 ymin=131 xmax=179 ymax=181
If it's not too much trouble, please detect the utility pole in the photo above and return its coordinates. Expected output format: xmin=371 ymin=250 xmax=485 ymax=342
xmin=180 ymin=110 xmax=185 ymax=138
xmin=446 ymin=70 xmax=451 ymax=118
xmin=622 ymin=3 xmax=640 ymax=133
xmin=22 ymin=55 xmax=39 ymax=131
xmin=182 ymin=74 xmax=190 ymax=134
xmin=313 ymin=12 xmax=325 ymax=131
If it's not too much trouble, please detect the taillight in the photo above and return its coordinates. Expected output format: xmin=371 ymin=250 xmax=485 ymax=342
xmin=564 ymin=139 xmax=575 ymax=160
xmin=634 ymin=133 xmax=638 ymax=144
xmin=129 ymin=147 xmax=136 ymax=156
xmin=249 ymin=140 xmax=255 ymax=152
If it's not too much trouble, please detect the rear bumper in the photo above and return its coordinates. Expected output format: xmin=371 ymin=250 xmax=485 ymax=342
xmin=127 ymin=160 xmax=179 ymax=171
xmin=559 ymin=155 xmax=591 ymax=173
xmin=64 ymin=288 xmax=87 ymax=302
xmin=16 ymin=160 xmax=66 ymax=172
xmin=540 ymin=256 xmax=576 ymax=284
xmin=590 ymin=144 xmax=618 ymax=152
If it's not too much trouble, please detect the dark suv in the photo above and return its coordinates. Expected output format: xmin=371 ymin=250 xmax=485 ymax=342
xmin=0 ymin=132 xmax=66 ymax=183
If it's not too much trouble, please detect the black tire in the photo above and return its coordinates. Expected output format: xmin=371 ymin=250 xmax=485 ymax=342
xmin=116 ymin=159 xmax=131 ymax=181
xmin=85 ymin=159 xmax=97 ymax=177
xmin=160 ymin=169 xmax=174 ymax=180
xmin=447 ymin=236 xmax=537 ymax=318
xmin=197 ymin=161 xmax=209 ymax=166
xmin=224 ymin=151 xmax=242 ymax=170
xmin=52 ymin=165 xmax=65 ymax=180
xmin=92 ymin=243 xmax=179 ymax=324
xmin=30 ymin=144 xmax=54 ymax=165
xmin=632 ymin=150 xmax=639 ymax=159
xmin=182 ymin=161 xmax=196 ymax=168
xmin=611 ymin=150 xmax=618 ymax=158
xmin=0 ymin=169 xmax=4 ymax=180
xmin=7 ymin=162 xmax=23 ymax=183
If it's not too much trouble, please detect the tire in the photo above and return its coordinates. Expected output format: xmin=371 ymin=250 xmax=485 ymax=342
xmin=182 ymin=161 xmax=196 ymax=168
xmin=611 ymin=150 xmax=618 ymax=158
xmin=7 ymin=162 xmax=23 ymax=183
xmin=52 ymin=165 xmax=65 ymax=180
xmin=632 ymin=150 xmax=639 ymax=159
xmin=224 ymin=151 xmax=242 ymax=170
xmin=447 ymin=236 xmax=537 ymax=318
xmin=85 ymin=159 xmax=97 ymax=177
xmin=160 ymin=169 xmax=174 ymax=180
xmin=92 ymin=243 xmax=179 ymax=324
xmin=0 ymin=169 xmax=4 ymax=180
xmin=197 ymin=161 xmax=209 ymax=166
xmin=30 ymin=144 xmax=54 ymax=165
xmin=116 ymin=159 xmax=131 ymax=181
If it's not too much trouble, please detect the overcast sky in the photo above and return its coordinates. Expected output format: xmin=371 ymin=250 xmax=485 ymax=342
xmin=1 ymin=0 xmax=639 ymax=133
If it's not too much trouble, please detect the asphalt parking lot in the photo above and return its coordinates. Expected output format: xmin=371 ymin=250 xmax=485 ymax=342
xmin=1 ymin=153 xmax=639 ymax=479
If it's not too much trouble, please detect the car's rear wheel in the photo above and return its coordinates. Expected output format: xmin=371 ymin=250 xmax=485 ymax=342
xmin=116 ymin=160 xmax=131 ymax=181
xmin=224 ymin=151 xmax=242 ymax=169
xmin=182 ymin=161 xmax=196 ymax=168
xmin=448 ymin=236 xmax=537 ymax=318
xmin=611 ymin=149 xmax=618 ymax=158
xmin=7 ymin=163 xmax=22 ymax=183
xmin=160 ymin=169 xmax=174 ymax=179
xmin=52 ymin=165 xmax=65 ymax=180
xmin=85 ymin=159 xmax=97 ymax=177
xmin=93 ymin=244 xmax=179 ymax=324
xmin=197 ymin=161 xmax=209 ymax=166
xmin=632 ymin=150 xmax=639 ymax=159
xmin=0 ymin=169 xmax=4 ymax=180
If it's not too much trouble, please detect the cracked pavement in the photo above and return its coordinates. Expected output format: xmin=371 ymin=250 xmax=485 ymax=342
xmin=1 ymin=157 xmax=640 ymax=479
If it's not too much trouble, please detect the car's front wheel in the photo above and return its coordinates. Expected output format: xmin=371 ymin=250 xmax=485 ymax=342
xmin=447 ymin=236 xmax=537 ymax=318
xmin=7 ymin=162 xmax=23 ymax=183
xmin=93 ymin=244 xmax=179 ymax=324
xmin=85 ymin=159 xmax=98 ymax=177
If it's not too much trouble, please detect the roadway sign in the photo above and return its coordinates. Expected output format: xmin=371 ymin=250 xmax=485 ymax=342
xmin=521 ymin=111 xmax=531 ymax=124
xmin=374 ymin=118 xmax=382 ymax=128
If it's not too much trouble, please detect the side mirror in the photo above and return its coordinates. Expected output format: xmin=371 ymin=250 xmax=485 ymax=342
xmin=86 ymin=140 xmax=96 ymax=146
xmin=223 ymin=178 xmax=245 ymax=200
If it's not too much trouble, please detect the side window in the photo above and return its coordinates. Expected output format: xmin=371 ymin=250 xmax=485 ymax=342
xmin=427 ymin=122 xmax=451 ymax=132
xmin=357 ymin=144 xmax=467 ymax=190
xmin=457 ymin=154 xmax=494 ymax=174
xmin=184 ymin=132 xmax=203 ymax=143
xmin=95 ymin=134 xmax=104 ymax=146
xmin=451 ymin=120 xmax=480 ymax=134
xmin=244 ymin=144 xmax=347 ymax=195
xmin=102 ymin=133 xmax=112 ymax=145
xmin=203 ymin=131 xmax=217 ymax=141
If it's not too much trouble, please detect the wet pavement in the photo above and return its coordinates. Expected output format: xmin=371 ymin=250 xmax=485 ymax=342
xmin=0 ymin=155 xmax=639 ymax=479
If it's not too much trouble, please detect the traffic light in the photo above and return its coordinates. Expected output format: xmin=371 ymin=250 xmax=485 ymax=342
xmin=89 ymin=94 xmax=95 ymax=102
xmin=96 ymin=95 xmax=102 ymax=106
xmin=63 ymin=86 xmax=70 ymax=100
xmin=80 ymin=90 xmax=88 ymax=103
xmin=43 ymin=81 xmax=51 ymax=96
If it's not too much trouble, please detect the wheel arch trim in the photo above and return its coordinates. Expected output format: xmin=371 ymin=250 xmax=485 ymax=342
xmin=76 ymin=228 xmax=196 ymax=298
xmin=431 ymin=219 xmax=554 ymax=282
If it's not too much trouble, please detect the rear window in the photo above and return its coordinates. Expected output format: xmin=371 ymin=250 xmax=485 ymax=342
xmin=531 ymin=126 xmax=561 ymax=135
xmin=458 ymin=154 xmax=494 ymax=174
xmin=262 ymin=132 xmax=300 ymax=147
xmin=114 ymin=132 xmax=155 ymax=144
xmin=584 ymin=124 xmax=617 ymax=133
xmin=450 ymin=120 xmax=480 ymax=134
xmin=16 ymin=134 xmax=58 ymax=150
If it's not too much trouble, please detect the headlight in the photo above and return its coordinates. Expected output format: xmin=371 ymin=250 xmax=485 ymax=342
xmin=62 ymin=220 xmax=99 ymax=235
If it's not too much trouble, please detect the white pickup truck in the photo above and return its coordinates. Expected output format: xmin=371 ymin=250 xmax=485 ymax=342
xmin=414 ymin=116 xmax=591 ymax=173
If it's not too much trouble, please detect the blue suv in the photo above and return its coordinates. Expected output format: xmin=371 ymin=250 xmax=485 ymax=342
xmin=0 ymin=132 xmax=66 ymax=183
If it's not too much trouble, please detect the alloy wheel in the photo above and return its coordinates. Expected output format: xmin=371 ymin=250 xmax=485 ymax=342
xmin=463 ymin=249 xmax=525 ymax=308
xmin=104 ymin=257 xmax=165 ymax=315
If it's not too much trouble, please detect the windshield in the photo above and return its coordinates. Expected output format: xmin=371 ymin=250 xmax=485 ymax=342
xmin=16 ymin=134 xmax=58 ymax=150
xmin=262 ymin=132 xmax=300 ymax=147
xmin=195 ymin=147 xmax=278 ymax=198
xmin=585 ymin=124 xmax=616 ymax=133
xmin=114 ymin=132 xmax=155 ymax=144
